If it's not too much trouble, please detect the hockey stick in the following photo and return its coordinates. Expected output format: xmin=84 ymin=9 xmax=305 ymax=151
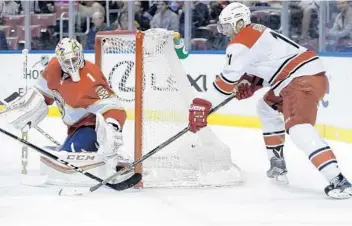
xmin=33 ymin=125 xmax=61 ymax=146
xmin=60 ymin=94 xmax=236 ymax=196
xmin=0 ymin=127 xmax=142 ymax=194
xmin=21 ymin=49 xmax=29 ymax=177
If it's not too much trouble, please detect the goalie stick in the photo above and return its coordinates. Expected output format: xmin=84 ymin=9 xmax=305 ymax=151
xmin=1 ymin=92 xmax=62 ymax=186
xmin=59 ymin=94 xmax=237 ymax=196
xmin=0 ymin=126 xmax=142 ymax=194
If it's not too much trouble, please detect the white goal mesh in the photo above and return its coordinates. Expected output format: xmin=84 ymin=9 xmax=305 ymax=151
xmin=96 ymin=29 xmax=242 ymax=188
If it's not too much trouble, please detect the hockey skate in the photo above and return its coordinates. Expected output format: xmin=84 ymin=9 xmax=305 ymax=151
xmin=267 ymin=156 xmax=288 ymax=184
xmin=325 ymin=173 xmax=352 ymax=199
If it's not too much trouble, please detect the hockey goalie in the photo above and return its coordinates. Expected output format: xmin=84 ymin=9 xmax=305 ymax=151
xmin=188 ymin=2 xmax=352 ymax=199
xmin=1 ymin=38 xmax=129 ymax=186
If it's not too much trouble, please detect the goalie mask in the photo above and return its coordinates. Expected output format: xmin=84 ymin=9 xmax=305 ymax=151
xmin=55 ymin=38 xmax=84 ymax=82
xmin=217 ymin=2 xmax=251 ymax=37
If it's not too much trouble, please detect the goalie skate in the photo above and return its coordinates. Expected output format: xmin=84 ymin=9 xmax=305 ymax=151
xmin=325 ymin=173 xmax=352 ymax=199
xmin=267 ymin=156 xmax=288 ymax=184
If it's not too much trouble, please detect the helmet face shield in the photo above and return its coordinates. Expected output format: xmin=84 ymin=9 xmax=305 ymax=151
xmin=63 ymin=56 xmax=79 ymax=67
xmin=62 ymin=55 xmax=79 ymax=71
xmin=217 ymin=22 xmax=234 ymax=37
xmin=217 ymin=21 xmax=223 ymax=34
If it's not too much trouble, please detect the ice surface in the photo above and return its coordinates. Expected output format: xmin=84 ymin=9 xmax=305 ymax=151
xmin=0 ymin=118 xmax=352 ymax=226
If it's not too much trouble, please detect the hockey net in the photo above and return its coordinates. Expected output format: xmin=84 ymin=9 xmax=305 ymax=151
xmin=95 ymin=29 xmax=242 ymax=188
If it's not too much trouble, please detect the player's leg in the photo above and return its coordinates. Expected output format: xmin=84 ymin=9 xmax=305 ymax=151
xmin=61 ymin=126 xmax=98 ymax=152
xmin=257 ymin=90 xmax=287 ymax=182
xmin=281 ymin=72 xmax=351 ymax=199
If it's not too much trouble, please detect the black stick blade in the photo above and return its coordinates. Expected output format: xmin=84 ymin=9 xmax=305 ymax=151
xmin=107 ymin=173 xmax=142 ymax=191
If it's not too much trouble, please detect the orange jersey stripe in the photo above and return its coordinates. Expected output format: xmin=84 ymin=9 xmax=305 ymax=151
xmin=309 ymin=148 xmax=336 ymax=170
xmin=214 ymin=75 xmax=237 ymax=95
xmin=269 ymin=50 xmax=318 ymax=87
xmin=229 ymin=24 xmax=266 ymax=48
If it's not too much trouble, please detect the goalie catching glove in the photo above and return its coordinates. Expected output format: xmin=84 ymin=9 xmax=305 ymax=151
xmin=0 ymin=87 xmax=48 ymax=130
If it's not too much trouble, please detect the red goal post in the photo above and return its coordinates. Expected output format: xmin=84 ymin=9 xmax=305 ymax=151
xmin=95 ymin=30 xmax=144 ymax=187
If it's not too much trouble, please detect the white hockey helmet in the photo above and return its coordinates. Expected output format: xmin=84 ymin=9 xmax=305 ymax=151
xmin=217 ymin=2 xmax=251 ymax=36
xmin=55 ymin=38 xmax=84 ymax=82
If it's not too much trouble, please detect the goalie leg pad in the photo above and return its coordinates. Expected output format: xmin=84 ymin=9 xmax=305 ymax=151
xmin=40 ymin=150 xmax=115 ymax=186
xmin=0 ymin=87 xmax=48 ymax=130
xmin=95 ymin=113 xmax=130 ymax=172
xmin=62 ymin=126 xmax=98 ymax=152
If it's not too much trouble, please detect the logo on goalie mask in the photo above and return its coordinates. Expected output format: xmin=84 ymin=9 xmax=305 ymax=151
xmin=52 ymin=90 xmax=65 ymax=117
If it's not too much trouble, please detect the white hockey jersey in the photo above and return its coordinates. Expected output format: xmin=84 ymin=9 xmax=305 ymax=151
xmin=209 ymin=23 xmax=325 ymax=105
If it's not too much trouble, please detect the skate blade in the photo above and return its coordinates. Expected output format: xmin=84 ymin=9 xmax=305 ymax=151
xmin=327 ymin=187 xmax=352 ymax=199
xmin=269 ymin=174 xmax=289 ymax=185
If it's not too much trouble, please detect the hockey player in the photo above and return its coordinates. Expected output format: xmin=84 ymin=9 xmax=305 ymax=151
xmin=187 ymin=2 xmax=352 ymax=199
xmin=1 ymin=38 xmax=128 ymax=185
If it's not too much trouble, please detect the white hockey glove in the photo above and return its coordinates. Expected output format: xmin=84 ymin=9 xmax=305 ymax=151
xmin=0 ymin=87 xmax=48 ymax=130
xmin=96 ymin=113 xmax=125 ymax=162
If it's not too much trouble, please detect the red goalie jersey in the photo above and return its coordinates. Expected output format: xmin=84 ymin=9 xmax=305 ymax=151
xmin=35 ymin=57 xmax=126 ymax=135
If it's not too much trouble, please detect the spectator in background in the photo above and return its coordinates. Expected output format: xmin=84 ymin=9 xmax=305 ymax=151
xmin=112 ymin=11 xmax=139 ymax=30
xmin=193 ymin=1 xmax=210 ymax=27
xmin=179 ymin=1 xmax=210 ymax=37
xmin=86 ymin=11 xmax=110 ymax=49
xmin=327 ymin=0 xmax=352 ymax=41
xmin=0 ymin=0 xmax=19 ymax=16
xmin=0 ymin=5 xmax=10 ymax=50
xmin=0 ymin=1 xmax=4 ymax=17
xmin=0 ymin=30 xmax=8 ymax=50
xmin=19 ymin=1 xmax=54 ymax=14
xmin=209 ymin=1 xmax=229 ymax=23
xmin=78 ymin=1 xmax=105 ymax=18
xmin=150 ymin=1 xmax=179 ymax=32
xmin=292 ymin=1 xmax=319 ymax=40
xmin=147 ymin=1 xmax=158 ymax=18
xmin=108 ymin=1 xmax=128 ymax=25
xmin=168 ymin=1 xmax=180 ymax=13
xmin=134 ymin=1 xmax=151 ymax=31
xmin=108 ymin=1 xmax=128 ymax=13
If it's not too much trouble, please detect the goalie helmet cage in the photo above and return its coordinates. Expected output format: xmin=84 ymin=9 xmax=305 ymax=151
xmin=95 ymin=29 xmax=242 ymax=188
